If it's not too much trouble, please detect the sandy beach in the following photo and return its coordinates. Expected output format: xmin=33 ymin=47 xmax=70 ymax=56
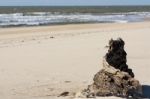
xmin=0 ymin=22 xmax=150 ymax=99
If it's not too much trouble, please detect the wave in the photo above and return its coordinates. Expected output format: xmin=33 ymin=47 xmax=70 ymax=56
xmin=0 ymin=12 xmax=150 ymax=27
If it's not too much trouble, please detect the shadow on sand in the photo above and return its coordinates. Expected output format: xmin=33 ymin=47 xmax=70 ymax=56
xmin=142 ymin=85 xmax=150 ymax=98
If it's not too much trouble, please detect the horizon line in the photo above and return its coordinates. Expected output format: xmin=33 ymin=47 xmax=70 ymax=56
xmin=0 ymin=5 xmax=150 ymax=7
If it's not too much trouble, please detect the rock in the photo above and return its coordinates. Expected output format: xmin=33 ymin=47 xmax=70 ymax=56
xmin=75 ymin=90 xmax=90 ymax=98
xmin=91 ymin=60 xmax=142 ymax=97
xmin=50 ymin=36 xmax=54 ymax=38
xmin=58 ymin=91 xmax=69 ymax=97
xmin=105 ymin=38 xmax=134 ymax=77
xmin=75 ymin=38 xmax=143 ymax=98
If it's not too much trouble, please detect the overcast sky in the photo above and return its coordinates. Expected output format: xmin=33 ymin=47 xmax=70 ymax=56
xmin=0 ymin=0 xmax=150 ymax=6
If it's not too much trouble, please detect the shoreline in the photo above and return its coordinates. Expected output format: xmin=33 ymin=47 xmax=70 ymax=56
xmin=0 ymin=21 xmax=150 ymax=35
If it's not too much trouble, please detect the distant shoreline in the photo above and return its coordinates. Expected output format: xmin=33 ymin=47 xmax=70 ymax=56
xmin=0 ymin=21 xmax=150 ymax=29
xmin=0 ymin=21 xmax=149 ymax=35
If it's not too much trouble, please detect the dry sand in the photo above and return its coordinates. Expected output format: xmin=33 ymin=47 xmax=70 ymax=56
xmin=0 ymin=22 xmax=150 ymax=99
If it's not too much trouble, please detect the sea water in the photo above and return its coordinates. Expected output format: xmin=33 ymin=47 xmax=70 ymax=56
xmin=0 ymin=6 xmax=150 ymax=27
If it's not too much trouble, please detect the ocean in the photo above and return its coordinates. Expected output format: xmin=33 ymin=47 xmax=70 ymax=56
xmin=0 ymin=6 xmax=150 ymax=27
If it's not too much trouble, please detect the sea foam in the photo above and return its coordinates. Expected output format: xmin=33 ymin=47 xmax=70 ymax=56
xmin=0 ymin=12 xmax=150 ymax=27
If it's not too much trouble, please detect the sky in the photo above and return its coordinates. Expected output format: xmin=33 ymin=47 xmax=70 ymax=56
xmin=0 ymin=0 xmax=150 ymax=6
